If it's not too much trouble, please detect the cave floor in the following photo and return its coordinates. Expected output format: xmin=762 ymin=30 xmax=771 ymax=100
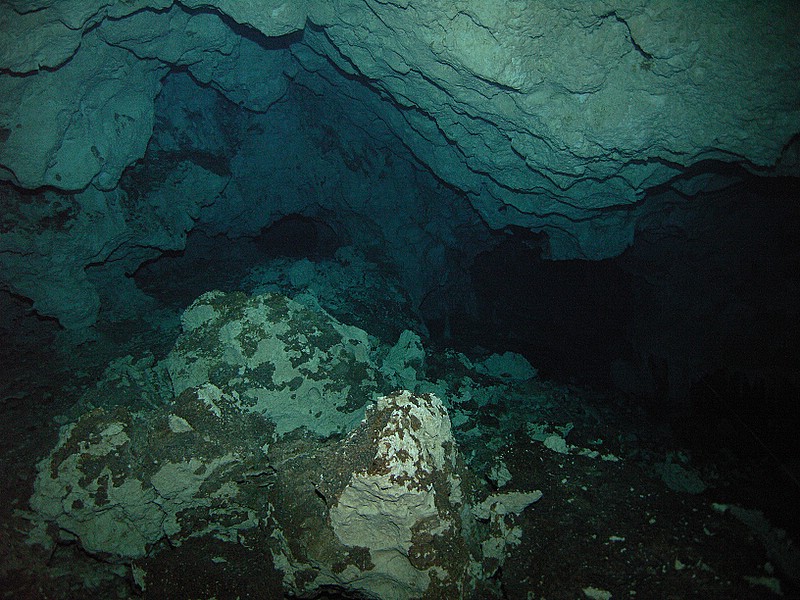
xmin=1 ymin=292 xmax=798 ymax=599
xmin=496 ymin=428 xmax=794 ymax=600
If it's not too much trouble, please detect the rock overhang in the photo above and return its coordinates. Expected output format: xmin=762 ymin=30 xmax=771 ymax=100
xmin=1 ymin=0 xmax=799 ymax=264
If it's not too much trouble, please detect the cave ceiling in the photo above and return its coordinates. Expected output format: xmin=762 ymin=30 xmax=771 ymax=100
xmin=1 ymin=0 xmax=799 ymax=327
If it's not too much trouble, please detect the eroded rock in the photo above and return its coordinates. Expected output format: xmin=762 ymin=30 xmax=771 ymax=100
xmin=0 ymin=163 xmax=226 ymax=329
xmin=328 ymin=391 xmax=470 ymax=598
xmin=26 ymin=291 xmax=543 ymax=598
xmin=29 ymin=383 xmax=275 ymax=560
xmin=3 ymin=0 xmax=798 ymax=258
xmin=29 ymin=386 xmax=539 ymax=598
xmin=164 ymin=290 xmax=385 ymax=436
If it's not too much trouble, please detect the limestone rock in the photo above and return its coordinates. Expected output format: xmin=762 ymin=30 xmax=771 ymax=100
xmin=0 ymin=1 xmax=171 ymax=73
xmin=29 ymin=383 xmax=275 ymax=560
xmin=382 ymin=329 xmax=426 ymax=389
xmin=0 ymin=3 xmax=83 ymax=73
xmin=243 ymin=247 xmax=425 ymax=343
xmin=0 ymin=35 xmax=165 ymax=191
xmin=488 ymin=461 xmax=513 ymax=489
xmin=3 ymin=0 xmax=798 ymax=259
xmin=164 ymin=290 xmax=385 ymax=437
xmin=473 ymin=491 xmax=543 ymax=521
xmin=181 ymin=0 xmax=310 ymax=37
xmin=0 ymin=162 xmax=226 ymax=329
xmin=327 ymin=391 xmax=466 ymax=598
xmin=26 ymin=383 xmax=530 ymax=596
xmin=98 ymin=4 xmax=296 ymax=111
xmin=267 ymin=390 xmax=507 ymax=599
xmin=655 ymin=452 xmax=707 ymax=495
xmin=301 ymin=0 xmax=800 ymax=258
xmin=476 ymin=352 xmax=538 ymax=382
xmin=26 ymin=289 xmax=542 ymax=596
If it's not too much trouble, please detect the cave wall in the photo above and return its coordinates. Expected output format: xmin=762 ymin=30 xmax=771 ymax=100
xmin=1 ymin=46 xmax=488 ymax=329
xmin=1 ymin=0 xmax=799 ymax=332
xmin=153 ymin=70 xmax=488 ymax=320
xmin=0 ymin=163 xmax=227 ymax=329
xmin=4 ymin=2 xmax=798 ymax=201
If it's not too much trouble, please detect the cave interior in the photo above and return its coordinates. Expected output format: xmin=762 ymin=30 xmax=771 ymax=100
xmin=1 ymin=2 xmax=799 ymax=598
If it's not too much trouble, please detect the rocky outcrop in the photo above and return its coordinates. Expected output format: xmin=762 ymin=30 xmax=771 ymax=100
xmin=29 ymin=382 xmax=274 ymax=560
xmin=26 ymin=291 xmax=543 ymax=597
xmin=163 ymin=289 xmax=384 ymax=437
xmin=297 ymin=0 xmax=800 ymax=257
xmin=0 ymin=35 xmax=165 ymax=192
xmin=329 ymin=391 xmax=471 ymax=597
xmin=272 ymin=390 xmax=490 ymax=598
xmin=0 ymin=162 xmax=226 ymax=329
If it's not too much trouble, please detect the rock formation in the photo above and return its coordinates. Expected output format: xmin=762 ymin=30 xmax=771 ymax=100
xmin=3 ymin=4 xmax=798 ymax=594
xmin=2 ymin=1 xmax=798 ymax=328
xmin=26 ymin=291 xmax=542 ymax=597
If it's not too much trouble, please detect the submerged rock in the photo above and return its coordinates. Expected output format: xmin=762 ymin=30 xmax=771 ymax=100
xmin=29 ymin=388 xmax=539 ymax=598
xmin=3 ymin=1 xmax=798 ymax=260
xmin=331 ymin=391 xmax=475 ymax=597
xmin=29 ymin=383 xmax=275 ymax=560
xmin=270 ymin=390 xmax=491 ymax=599
xmin=164 ymin=289 xmax=385 ymax=437
xmin=27 ymin=291 xmax=542 ymax=598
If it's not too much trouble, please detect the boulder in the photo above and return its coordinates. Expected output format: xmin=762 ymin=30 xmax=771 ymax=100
xmin=163 ymin=290 xmax=384 ymax=437
xmin=27 ymin=291 xmax=542 ymax=597
xmin=29 ymin=383 xmax=275 ymax=560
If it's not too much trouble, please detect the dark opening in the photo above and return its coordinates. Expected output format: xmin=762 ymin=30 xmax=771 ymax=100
xmin=133 ymin=215 xmax=342 ymax=309
xmin=684 ymin=367 xmax=800 ymax=537
xmin=254 ymin=214 xmax=341 ymax=259
xmin=465 ymin=229 xmax=633 ymax=385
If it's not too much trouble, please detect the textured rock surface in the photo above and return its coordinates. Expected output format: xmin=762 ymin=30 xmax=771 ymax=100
xmin=2 ymin=0 xmax=798 ymax=257
xmin=243 ymin=247 xmax=424 ymax=343
xmin=98 ymin=4 xmax=297 ymax=112
xmin=26 ymin=290 xmax=544 ymax=597
xmin=164 ymin=290 xmax=384 ymax=436
xmin=29 ymin=382 xmax=274 ymax=560
xmin=2 ymin=59 xmax=486 ymax=329
xmin=327 ymin=391 xmax=469 ymax=598
xmin=28 ymin=386 xmax=525 ymax=597
xmin=0 ymin=35 xmax=165 ymax=191
xmin=297 ymin=0 xmax=800 ymax=257
xmin=0 ymin=1 xmax=170 ymax=74
xmin=2 ymin=1 xmax=798 ymax=329
xmin=271 ymin=390 xmax=495 ymax=599
xmin=0 ymin=162 xmax=226 ymax=329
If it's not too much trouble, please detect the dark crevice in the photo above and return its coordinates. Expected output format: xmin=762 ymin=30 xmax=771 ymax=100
xmin=603 ymin=11 xmax=654 ymax=60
